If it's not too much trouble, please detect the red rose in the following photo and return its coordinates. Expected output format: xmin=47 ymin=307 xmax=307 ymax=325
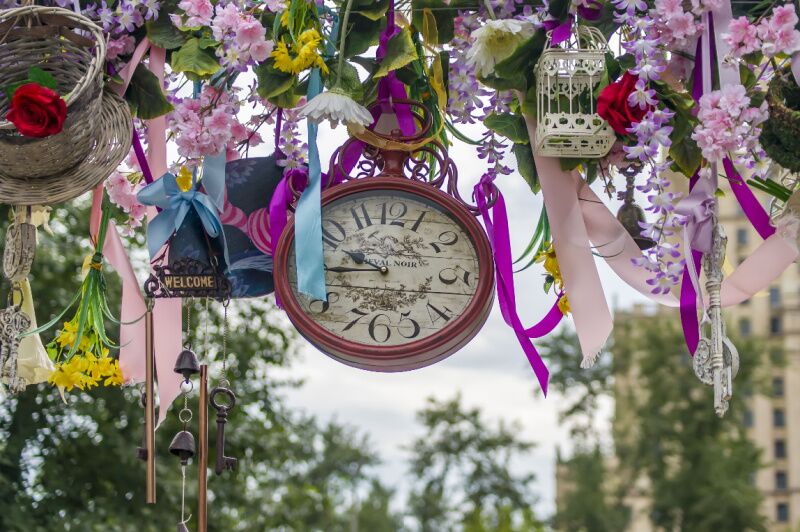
xmin=597 ymin=73 xmax=649 ymax=136
xmin=6 ymin=83 xmax=67 ymax=138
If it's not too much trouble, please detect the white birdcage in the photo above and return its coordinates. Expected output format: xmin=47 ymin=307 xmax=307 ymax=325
xmin=535 ymin=26 xmax=615 ymax=158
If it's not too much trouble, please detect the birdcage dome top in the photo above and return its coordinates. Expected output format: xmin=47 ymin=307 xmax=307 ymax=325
xmin=543 ymin=25 xmax=609 ymax=53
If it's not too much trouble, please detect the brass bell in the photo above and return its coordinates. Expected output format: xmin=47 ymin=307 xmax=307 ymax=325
xmin=169 ymin=430 xmax=196 ymax=465
xmin=617 ymin=202 xmax=656 ymax=250
xmin=173 ymin=348 xmax=200 ymax=381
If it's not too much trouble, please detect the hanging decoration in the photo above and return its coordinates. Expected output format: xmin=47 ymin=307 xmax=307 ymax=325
xmin=535 ymin=26 xmax=615 ymax=158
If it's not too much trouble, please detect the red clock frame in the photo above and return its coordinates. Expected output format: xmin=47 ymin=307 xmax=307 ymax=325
xmin=273 ymin=176 xmax=496 ymax=372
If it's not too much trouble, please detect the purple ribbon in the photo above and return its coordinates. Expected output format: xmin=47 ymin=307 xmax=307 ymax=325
xmin=475 ymin=174 xmax=563 ymax=396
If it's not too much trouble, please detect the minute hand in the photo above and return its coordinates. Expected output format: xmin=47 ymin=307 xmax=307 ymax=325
xmin=324 ymin=265 xmax=384 ymax=273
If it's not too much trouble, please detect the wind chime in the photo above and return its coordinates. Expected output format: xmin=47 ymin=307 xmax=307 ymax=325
xmin=140 ymin=203 xmax=235 ymax=531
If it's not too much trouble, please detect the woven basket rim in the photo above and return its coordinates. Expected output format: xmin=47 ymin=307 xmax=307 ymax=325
xmin=0 ymin=89 xmax=132 ymax=205
xmin=0 ymin=5 xmax=106 ymax=130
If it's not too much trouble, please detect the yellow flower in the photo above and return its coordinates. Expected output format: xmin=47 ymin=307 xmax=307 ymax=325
xmin=557 ymin=295 xmax=571 ymax=316
xmin=56 ymin=320 xmax=78 ymax=349
xmin=176 ymin=166 xmax=193 ymax=192
xmin=104 ymin=362 xmax=124 ymax=387
xmin=535 ymin=242 xmax=564 ymax=286
xmin=271 ymin=29 xmax=328 ymax=76
xmin=48 ymin=363 xmax=84 ymax=391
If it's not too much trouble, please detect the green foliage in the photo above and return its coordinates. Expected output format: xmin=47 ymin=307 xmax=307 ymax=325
xmin=125 ymin=64 xmax=174 ymax=119
xmin=145 ymin=16 xmax=188 ymax=50
xmin=553 ymin=447 xmax=630 ymax=532
xmin=485 ymin=113 xmax=530 ymax=144
xmin=513 ymin=142 xmax=539 ymax=193
xmin=373 ymin=28 xmax=418 ymax=79
xmin=541 ymin=315 xmax=769 ymax=532
xmin=406 ymin=395 xmax=544 ymax=532
xmin=170 ymin=38 xmax=222 ymax=78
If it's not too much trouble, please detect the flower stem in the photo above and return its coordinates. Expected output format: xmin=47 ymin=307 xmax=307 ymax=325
xmin=336 ymin=0 xmax=356 ymax=88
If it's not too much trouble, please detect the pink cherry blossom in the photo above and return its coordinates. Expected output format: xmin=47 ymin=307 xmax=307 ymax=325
xmin=177 ymin=0 xmax=213 ymax=27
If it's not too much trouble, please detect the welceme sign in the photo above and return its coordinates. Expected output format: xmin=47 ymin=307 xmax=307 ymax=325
xmin=144 ymin=257 xmax=231 ymax=301
xmin=163 ymin=274 xmax=218 ymax=291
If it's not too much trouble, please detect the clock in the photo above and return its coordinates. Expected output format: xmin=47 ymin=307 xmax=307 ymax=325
xmin=273 ymin=175 xmax=495 ymax=372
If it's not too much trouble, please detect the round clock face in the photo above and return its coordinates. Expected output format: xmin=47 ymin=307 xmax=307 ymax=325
xmin=274 ymin=178 xmax=494 ymax=372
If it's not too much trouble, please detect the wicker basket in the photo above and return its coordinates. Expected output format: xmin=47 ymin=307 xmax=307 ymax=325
xmin=0 ymin=89 xmax=132 ymax=205
xmin=0 ymin=6 xmax=106 ymax=179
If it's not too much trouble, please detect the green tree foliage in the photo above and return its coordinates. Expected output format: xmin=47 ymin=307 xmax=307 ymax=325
xmin=542 ymin=313 xmax=768 ymax=532
xmin=0 ymin=202 xmax=396 ymax=531
xmin=405 ymin=395 xmax=544 ymax=532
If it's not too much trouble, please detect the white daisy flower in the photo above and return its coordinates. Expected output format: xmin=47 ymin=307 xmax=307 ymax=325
xmin=300 ymin=88 xmax=373 ymax=132
xmin=466 ymin=19 xmax=535 ymax=78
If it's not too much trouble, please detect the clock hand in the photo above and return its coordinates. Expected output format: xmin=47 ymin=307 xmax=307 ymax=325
xmin=344 ymin=251 xmax=389 ymax=274
xmin=325 ymin=265 xmax=386 ymax=273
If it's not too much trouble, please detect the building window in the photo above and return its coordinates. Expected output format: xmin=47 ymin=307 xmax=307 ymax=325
xmin=773 ymin=377 xmax=785 ymax=398
xmin=737 ymin=228 xmax=748 ymax=246
xmin=770 ymin=316 xmax=782 ymax=335
xmin=777 ymin=471 xmax=788 ymax=490
xmin=770 ymin=287 xmax=781 ymax=308
xmin=739 ymin=318 xmax=752 ymax=337
xmin=774 ymin=408 xmax=786 ymax=427
xmin=744 ymin=409 xmax=753 ymax=427
xmin=777 ymin=503 xmax=789 ymax=523
xmin=776 ymin=439 xmax=786 ymax=459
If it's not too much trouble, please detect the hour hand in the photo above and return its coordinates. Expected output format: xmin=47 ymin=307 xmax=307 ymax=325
xmin=344 ymin=251 xmax=388 ymax=273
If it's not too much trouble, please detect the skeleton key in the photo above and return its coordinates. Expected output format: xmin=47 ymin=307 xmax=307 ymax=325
xmin=210 ymin=386 xmax=237 ymax=475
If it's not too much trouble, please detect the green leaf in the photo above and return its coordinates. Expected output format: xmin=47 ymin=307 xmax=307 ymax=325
xmin=28 ymin=67 xmax=57 ymax=90
xmin=125 ymin=64 xmax=174 ymax=119
xmin=343 ymin=14 xmax=383 ymax=58
xmin=411 ymin=0 xmax=471 ymax=43
xmin=354 ymin=0 xmax=390 ymax=21
xmin=669 ymin=134 xmax=702 ymax=177
xmin=145 ymin=16 xmax=188 ymax=50
xmin=373 ymin=28 xmax=418 ymax=78
xmin=485 ymin=113 xmax=530 ymax=144
xmin=494 ymin=32 xmax=546 ymax=82
xmin=170 ymin=38 xmax=221 ymax=78
xmin=327 ymin=61 xmax=363 ymax=100
xmin=513 ymin=142 xmax=539 ymax=194
xmin=255 ymin=61 xmax=296 ymax=99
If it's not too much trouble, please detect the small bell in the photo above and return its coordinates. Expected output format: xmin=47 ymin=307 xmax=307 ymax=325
xmin=173 ymin=348 xmax=200 ymax=381
xmin=617 ymin=164 xmax=656 ymax=251
xmin=169 ymin=430 xmax=196 ymax=465
xmin=617 ymin=202 xmax=656 ymax=250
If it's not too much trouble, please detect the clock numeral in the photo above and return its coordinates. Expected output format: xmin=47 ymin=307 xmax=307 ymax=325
xmin=429 ymin=231 xmax=459 ymax=253
xmin=409 ymin=210 xmax=427 ymax=232
xmin=322 ymin=220 xmax=347 ymax=249
xmin=343 ymin=308 xmax=368 ymax=332
xmin=368 ymin=314 xmax=392 ymax=343
xmin=439 ymin=266 xmax=472 ymax=287
xmin=308 ymin=292 xmax=340 ymax=314
xmin=379 ymin=201 xmax=408 ymax=227
xmin=426 ymin=302 xmax=453 ymax=327
xmin=398 ymin=311 xmax=421 ymax=339
xmin=350 ymin=204 xmax=373 ymax=230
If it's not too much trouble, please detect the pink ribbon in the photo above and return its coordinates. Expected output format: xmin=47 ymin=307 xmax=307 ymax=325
xmin=93 ymin=39 xmax=182 ymax=427
xmin=475 ymin=174 xmax=562 ymax=395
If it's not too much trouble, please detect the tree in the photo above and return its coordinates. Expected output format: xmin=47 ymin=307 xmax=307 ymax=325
xmin=406 ymin=395 xmax=544 ymax=532
xmin=542 ymin=312 xmax=768 ymax=532
xmin=0 ymin=202 xmax=397 ymax=531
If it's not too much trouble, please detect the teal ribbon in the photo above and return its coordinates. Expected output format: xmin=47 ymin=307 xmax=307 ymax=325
xmin=138 ymin=168 xmax=225 ymax=261
xmin=294 ymin=15 xmax=339 ymax=301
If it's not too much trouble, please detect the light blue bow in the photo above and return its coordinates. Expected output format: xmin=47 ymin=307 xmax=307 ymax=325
xmin=137 ymin=172 xmax=225 ymax=260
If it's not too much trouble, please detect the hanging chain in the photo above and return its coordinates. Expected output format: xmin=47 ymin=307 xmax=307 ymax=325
xmin=184 ymin=300 xmax=192 ymax=348
xmin=203 ymin=297 xmax=210 ymax=359
xmin=219 ymin=302 xmax=230 ymax=389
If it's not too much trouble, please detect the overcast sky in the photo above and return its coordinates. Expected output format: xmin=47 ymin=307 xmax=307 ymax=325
xmin=270 ymin=120 xmax=653 ymax=518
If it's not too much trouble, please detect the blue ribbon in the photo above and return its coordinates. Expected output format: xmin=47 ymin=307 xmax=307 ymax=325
xmin=294 ymin=16 xmax=339 ymax=301
xmin=138 ymin=170 xmax=225 ymax=261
